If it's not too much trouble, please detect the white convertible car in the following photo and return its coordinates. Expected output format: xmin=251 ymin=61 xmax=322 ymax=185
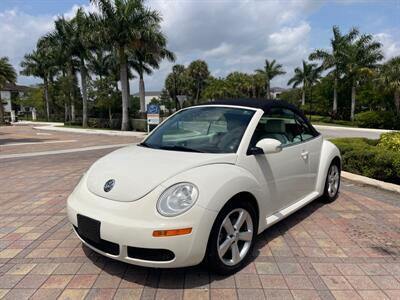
xmin=67 ymin=99 xmax=341 ymax=274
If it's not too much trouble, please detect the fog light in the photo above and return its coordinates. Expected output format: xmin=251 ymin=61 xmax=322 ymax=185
xmin=152 ymin=228 xmax=192 ymax=237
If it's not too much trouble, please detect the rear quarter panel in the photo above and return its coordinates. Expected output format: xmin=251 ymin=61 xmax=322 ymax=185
xmin=315 ymin=140 xmax=341 ymax=195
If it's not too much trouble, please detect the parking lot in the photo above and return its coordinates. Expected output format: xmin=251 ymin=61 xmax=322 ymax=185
xmin=0 ymin=125 xmax=399 ymax=300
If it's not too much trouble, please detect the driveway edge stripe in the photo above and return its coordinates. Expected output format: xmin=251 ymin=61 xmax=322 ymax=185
xmin=0 ymin=143 xmax=130 ymax=159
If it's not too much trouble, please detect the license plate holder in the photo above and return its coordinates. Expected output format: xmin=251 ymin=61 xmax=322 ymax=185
xmin=77 ymin=214 xmax=101 ymax=244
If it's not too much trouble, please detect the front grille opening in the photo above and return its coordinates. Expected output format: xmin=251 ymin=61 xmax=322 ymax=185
xmin=127 ymin=246 xmax=175 ymax=261
xmin=74 ymin=226 xmax=120 ymax=255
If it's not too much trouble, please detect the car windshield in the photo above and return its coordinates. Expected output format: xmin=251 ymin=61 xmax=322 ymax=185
xmin=141 ymin=106 xmax=255 ymax=153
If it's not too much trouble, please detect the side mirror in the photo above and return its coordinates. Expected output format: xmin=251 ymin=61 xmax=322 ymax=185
xmin=250 ymin=138 xmax=282 ymax=155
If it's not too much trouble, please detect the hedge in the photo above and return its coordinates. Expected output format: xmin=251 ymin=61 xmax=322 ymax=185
xmin=331 ymin=135 xmax=400 ymax=185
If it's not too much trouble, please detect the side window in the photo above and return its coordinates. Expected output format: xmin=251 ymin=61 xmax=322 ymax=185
xmin=249 ymin=107 xmax=316 ymax=149
xmin=249 ymin=107 xmax=296 ymax=147
xmin=294 ymin=113 xmax=315 ymax=142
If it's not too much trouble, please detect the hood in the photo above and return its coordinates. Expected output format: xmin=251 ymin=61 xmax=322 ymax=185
xmin=86 ymin=144 xmax=237 ymax=202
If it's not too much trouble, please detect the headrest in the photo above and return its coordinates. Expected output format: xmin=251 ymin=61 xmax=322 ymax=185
xmin=265 ymin=119 xmax=286 ymax=133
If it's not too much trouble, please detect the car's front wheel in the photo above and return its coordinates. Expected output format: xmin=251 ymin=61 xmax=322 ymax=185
xmin=322 ymin=160 xmax=341 ymax=202
xmin=206 ymin=200 xmax=257 ymax=275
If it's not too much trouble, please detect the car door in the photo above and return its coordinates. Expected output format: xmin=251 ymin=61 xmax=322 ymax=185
xmin=293 ymin=112 xmax=323 ymax=193
xmin=239 ymin=107 xmax=310 ymax=214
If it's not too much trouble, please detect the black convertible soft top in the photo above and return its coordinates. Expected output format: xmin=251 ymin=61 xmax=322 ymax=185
xmin=198 ymin=98 xmax=319 ymax=136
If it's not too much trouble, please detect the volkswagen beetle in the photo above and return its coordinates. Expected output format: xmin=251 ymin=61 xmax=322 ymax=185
xmin=67 ymin=99 xmax=341 ymax=274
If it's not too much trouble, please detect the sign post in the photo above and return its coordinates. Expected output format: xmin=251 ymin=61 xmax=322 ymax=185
xmin=147 ymin=103 xmax=160 ymax=132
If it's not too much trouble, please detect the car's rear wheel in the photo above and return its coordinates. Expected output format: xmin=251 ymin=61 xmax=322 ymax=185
xmin=322 ymin=160 xmax=340 ymax=202
xmin=206 ymin=200 xmax=257 ymax=275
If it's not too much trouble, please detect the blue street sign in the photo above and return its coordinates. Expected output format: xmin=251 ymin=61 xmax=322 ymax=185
xmin=147 ymin=104 xmax=160 ymax=114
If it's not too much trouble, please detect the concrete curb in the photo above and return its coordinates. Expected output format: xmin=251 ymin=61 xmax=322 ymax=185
xmin=33 ymin=125 xmax=147 ymax=138
xmin=342 ymin=171 xmax=400 ymax=194
xmin=13 ymin=121 xmax=64 ymax=126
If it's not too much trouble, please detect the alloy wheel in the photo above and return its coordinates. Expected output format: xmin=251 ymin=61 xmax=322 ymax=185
xmin=217 ymin=208 xmax=253 ymax=266
xmin=327 ymin=164 xmax=339 ymax=197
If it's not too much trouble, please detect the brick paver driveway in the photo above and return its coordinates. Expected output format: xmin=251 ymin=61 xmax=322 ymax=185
xmin=0 ymin=125 xmax=399 ymax=300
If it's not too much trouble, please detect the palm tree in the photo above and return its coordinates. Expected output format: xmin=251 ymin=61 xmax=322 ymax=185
xmin=187 ymin=60 xmax=210 ymax=104
xmin=341 ymin=34 xmax=383 ymax=121
xmin=20 ymin=46 xmax=54 ymax=121
xmin=377 ymin=56 xmax=400 ymax=115
xmin=130 ymin=28 xmax=175 ymax=112
xmin=255 ymin=59 xmax=286 ymax=98
xmin=309 ymin=26 xmax=359 ymax=116
xmin=287 ymin=60 xmax=319 ymax=106
xmin=45 ymin=11 xmax=91 ymax=127
xmin=0 ymin=57 xmax=17 ymax=124
xmin=90 ymin=0 xmax=163 ymax=131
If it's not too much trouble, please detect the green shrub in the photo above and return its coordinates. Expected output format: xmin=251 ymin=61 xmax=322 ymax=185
xmin=355 ymin=111 xmax=394 ymax=129
xmin=378 ymin=132 xmax=400 ymax=152
xmin=331 ymin=137 xmax=400 ymax=184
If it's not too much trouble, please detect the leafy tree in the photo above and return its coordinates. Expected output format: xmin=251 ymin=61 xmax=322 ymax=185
xmin=187 ymin=60 xmax=210 ymax=104
xmin=255 ymin=59 xmax=286 ymax=98
xmin=0 ymin=57 xmax=17 ymax=124
xmin=377 ymin=56 xmax=400 ymax=115
xmin=90 ymin=0 xmax=164 ymax=131
xmin=165 ymin=64 xmax=188 ymax=109
xmin=287 ymin=60 xmax=320 ymax=106
xmin=309 ymin=26 xmax=359 ymax=116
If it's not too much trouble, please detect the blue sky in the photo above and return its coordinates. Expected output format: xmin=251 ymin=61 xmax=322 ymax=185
xmin=1 ymin=0 xmax=399 ymax=92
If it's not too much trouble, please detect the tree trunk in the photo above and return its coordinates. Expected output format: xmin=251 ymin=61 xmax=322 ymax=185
xmin=139 ymin=72 xmax=146 ymax=112
xmin=301 ymin=88 xmax=305 ymax=106
xmin=119 ymin=47 xmax=130 ymax=131
xmin=44 ymin=77 xmax=50 ymax=121
xmin=80 ymin=59 xmax=88 ymax=128
xmin=394 ymin=90 xmax=400 ymax=115
xmin=71 ymin=103 xmax=75 ymax=122
xmin=108 ymin=105 xmax=112 ymax=124
xmin=195 ymin=82 xmax=200 ymax=104
xmin=333 ymin=77 xmax=338 ymax=117
xmin=0 ymin=92 xmax=5 ymax=125
xmin=266 ymin=80 xmax=270 ymax=99
xmin=64 ymin=102 xmax=68 ymax=122
xmin=351 ymin=85 xmax=356 ymax=122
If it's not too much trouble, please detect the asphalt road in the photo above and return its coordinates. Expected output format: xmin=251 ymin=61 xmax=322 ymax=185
xmin=314 ymin=125 xmax=390 ymax=139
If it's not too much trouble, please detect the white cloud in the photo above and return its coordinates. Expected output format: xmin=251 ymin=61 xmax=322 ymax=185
xmin=0 ymin=9 xmax=53 ymax=84
xmin=374 ymin=32 xmax=400 ymax=60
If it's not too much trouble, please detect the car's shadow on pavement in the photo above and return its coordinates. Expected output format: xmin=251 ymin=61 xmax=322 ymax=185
xmin=78 ymin=197 xmax=329 ymax=289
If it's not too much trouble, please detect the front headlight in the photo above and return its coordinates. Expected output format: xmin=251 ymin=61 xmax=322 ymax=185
xmin=157 ymin=182 xmax=199 ymax=217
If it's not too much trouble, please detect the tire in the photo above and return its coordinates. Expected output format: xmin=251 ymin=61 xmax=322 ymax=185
xmin=321 ymin=160 xmax=341 ymax=203
xmin=205 ymin=199 xmax=257 ymax=275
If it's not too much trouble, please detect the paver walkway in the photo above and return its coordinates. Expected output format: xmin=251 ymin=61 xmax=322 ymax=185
xmin=0 ymin=126 xmax=399 ymax=300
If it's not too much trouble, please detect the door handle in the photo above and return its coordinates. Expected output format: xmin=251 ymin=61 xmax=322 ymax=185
xmin=301 ymin=151 xmax=309 ymax=160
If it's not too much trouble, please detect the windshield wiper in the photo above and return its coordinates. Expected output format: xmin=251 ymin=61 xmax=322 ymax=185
xmin=159 ymin=145 xmax=205 ymax=153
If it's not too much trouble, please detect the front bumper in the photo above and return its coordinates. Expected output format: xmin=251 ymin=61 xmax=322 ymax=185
xmin=67 ymin=179 xmax=218 ymax=268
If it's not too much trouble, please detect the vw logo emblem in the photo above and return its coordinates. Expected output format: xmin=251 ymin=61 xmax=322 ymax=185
xmin=104 ymin=179 xmax=115 ymax=192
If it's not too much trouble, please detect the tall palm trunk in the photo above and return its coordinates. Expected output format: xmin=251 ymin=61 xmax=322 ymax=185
xmin=64 ymin=102 xmax=69 ymax=122
xmin=301 ymin=88 xmax=306 ymax=106
xmin=265 ymin=79 xmax=270 ymax=99
xmin=351 ymin=85 xmax=356 ymax=121
xmin=139 ymin=71 xmax=146 ymax=112
xmin=0 ymin=93 xmax=5 ymax=124
xmin=80 ymin=59 xmax=88 ymax=128
xmin=119 ymin=47 xmax=130 ymax=131
xmin=69 ymin=64 xmax=76 ymax=122
xmin=333 ymin=77 xmax=338 ymax=117
xmin=394 ymin=90 xmax=400 ymax=115
xmin=43 ymin=77 xmax=50 ymax=121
